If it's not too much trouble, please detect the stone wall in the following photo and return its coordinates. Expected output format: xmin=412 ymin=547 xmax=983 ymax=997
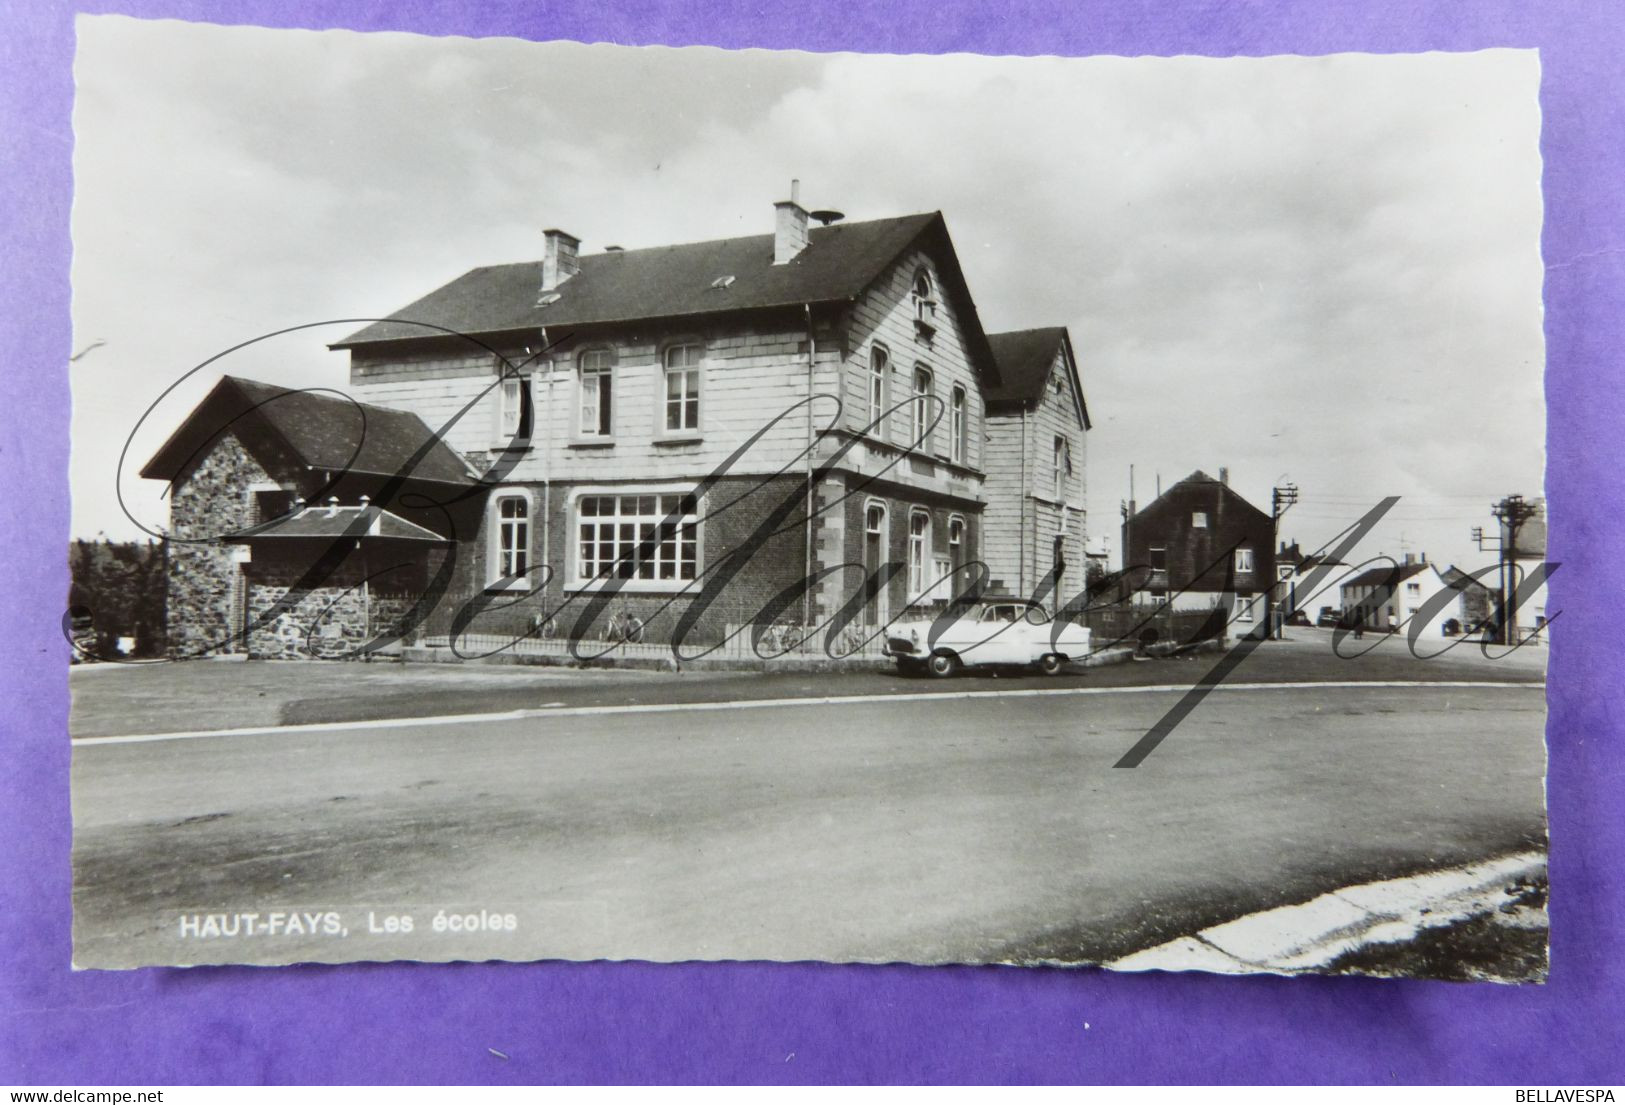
xmin=166 ymin=432 xmax=291 ymax=658
xmin=244 ymin=554 xmax=425 ymax=660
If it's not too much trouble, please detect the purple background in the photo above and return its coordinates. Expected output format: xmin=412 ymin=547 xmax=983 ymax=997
xmin=3 ymin=0 xmax=1620 ymax=1085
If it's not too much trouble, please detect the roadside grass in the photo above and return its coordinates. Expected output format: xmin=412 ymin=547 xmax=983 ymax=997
xmin=1325 ymin=875 xmax=1549 ymax=982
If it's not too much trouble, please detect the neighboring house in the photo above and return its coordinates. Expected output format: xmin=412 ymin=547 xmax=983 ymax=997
xmin=1120 ymin=470 xmax=1276 ymax=625
xmin=139 ymin=376 xmax=477 ymax=658
xmin=146 ymin=190 xmax=1087 ymax=656
xmin=1339 ymin=554 xmax=1494 ymax=637
xmin=1438 ymin=565 xmax=1498 ymax=635
xmin=981 ymin=327 xmax=1090 ymax=602
xmin=1274 ymin=540 xmax=1347 ymax=619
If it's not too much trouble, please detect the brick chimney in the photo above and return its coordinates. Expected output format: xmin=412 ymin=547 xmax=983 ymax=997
xmin=542 ymin=228 xmax=580 ymax=291
xmin=773 ymin=179 xmax=809 ymax=265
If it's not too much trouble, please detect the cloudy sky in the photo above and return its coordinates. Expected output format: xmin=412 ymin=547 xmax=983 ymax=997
xmin=72 ymin=17 xmax=1545 ymax=572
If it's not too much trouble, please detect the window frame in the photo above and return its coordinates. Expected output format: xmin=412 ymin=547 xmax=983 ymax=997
xmin=486 ymin=490 xmax=535 ymax=591
xmin=907 ymin=508 xmax=932 ymax=598
xmin=1235 ymin=546 xmax=1254 ymax=575
xmin=1052 ymin=436 xmax=1070 ymax=501
xmin=661 ymin=341 xmax=704 ymax=437
xmin=576 ymin=348 xmax=615 ymax=439
xmin=1192 ymin=511 xmax=1209 ymax=529
xmin=867 ymin=343 xmax=890 ymax=434
xmin=1234 ymin=591 xmax=1255 ymax=623
xmin=496 ymin=368 xmax=533 ymax=446
xmin=950 ymin=386 xmax=968 ymax=465
xmin=947 ymin=514 xmax=966 ymax=572
xmin=568 ymin=486 xmax=702 ymax=592
xmin=862 ymin=499 xmax=890 ymax=626
xmin=911 ymin=364 xmax=934 ymax=449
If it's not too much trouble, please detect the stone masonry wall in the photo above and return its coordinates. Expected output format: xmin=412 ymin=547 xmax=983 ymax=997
xmin=166 ymin=431 xmax=286 ymax=658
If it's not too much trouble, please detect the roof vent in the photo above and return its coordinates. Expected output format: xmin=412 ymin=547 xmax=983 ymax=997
xmin=810 ymin=209 xmax=845 ymax=226
xmin=709 ymin=275 xmax=736 ymax=290
xmin=605 ymin=245 xmax=624 ymax=252
xmin=535 ymin=291 xmax=562 ymax=308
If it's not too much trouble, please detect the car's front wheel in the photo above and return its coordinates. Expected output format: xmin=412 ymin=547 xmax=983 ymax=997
xmin=1037 ymin=653 xmax=1064 ymax=676
xmin=926 ymin=651 xmax=960 ymax=679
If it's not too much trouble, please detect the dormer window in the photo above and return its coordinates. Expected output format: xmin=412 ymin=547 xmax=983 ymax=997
xmin=911 ymin=268 xmax=937 ymax=341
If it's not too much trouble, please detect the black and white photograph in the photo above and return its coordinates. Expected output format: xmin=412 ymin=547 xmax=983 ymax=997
xmin=68 ymin=18 xmax=1548 ymax=978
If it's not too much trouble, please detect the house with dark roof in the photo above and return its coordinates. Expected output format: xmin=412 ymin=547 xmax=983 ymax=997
xmin=146 ymin=188 xmax=1091 ymax=656
xmin=981 ymin=327 xmax=1090 ymax=600
xmin=140 ymin=375 xmax=476 ymax=658
xmin=1340 ymin=554 xmax=1496 ymax=637
xmin=1120 ymin=470 xmax=1277 ymax=626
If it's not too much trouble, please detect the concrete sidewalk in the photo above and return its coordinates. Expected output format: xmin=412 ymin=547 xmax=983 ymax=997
xmin=1107 ymin=851 xmax=1547 ymax=976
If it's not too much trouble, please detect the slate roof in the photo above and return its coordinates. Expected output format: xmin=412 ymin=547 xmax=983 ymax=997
xmin=1128 ymin=470 xmax=1270 ymax=523
xmin=141 ymin=375 xmax=477 ymax=486
xmin=985 ymin=328 xmax=1065 ymax=404
xmin=334 ymin=213 xmax=949 ymax=346
xmin=226 ymin=504 xmax=447 ymax=543
xmin=1439 ymin=565 xmax=1495 ymax=593
xmin=1340 ymin=561 xmax=1432 ymax=591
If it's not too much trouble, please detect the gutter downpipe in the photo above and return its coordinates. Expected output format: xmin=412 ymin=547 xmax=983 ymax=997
xmin=539 ymin=326 xmax=551 ymax=593
xmin=1019 ymin=406 xmax=1028 ymax=596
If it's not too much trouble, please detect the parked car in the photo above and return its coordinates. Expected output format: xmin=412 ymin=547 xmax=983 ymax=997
xmin=1315 ymin=607 xmax=1343 ymax=628
xmin=1286 ymin=609 xmax=1312 ymax=627
xmin=882 ymin=599 xmax=1092 ymax=678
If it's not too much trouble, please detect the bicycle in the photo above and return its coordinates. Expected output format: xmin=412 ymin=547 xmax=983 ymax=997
xmin=755 ymin=616 xmax=807 ymax=657
xmin=603 ymin=608 xmax=646 ymax=645
xmin=827 ymin=621 xmax=869 ymax=659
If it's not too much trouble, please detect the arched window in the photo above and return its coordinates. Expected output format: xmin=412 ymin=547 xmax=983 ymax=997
xmin=912 ymin=366 xmax=933 ymax=446
xmin=950 ymin=386 xmax=967 ymax=464
xmin=663 ymin=343 xmax=703 ymax=432
xmin=908 ymin=509 xmax=931 ymax=596
xmin=489 ymin=494 xmax=531 ymax=587
xmin=911 ymin=269 xmax=936 ymax=323
xmin=948 ymin=516 xmax=965 ymax=572
xmin=868 ymin=344 xmax=889 ymax=430
xmin=863 ymin=502 xmax=888 ymax=626
xmin=578 ymin=349 xmax=614 ymax=437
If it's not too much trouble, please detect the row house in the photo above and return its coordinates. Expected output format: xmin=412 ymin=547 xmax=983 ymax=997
xmin=145 ymin=189 xmax=1091 ymax=656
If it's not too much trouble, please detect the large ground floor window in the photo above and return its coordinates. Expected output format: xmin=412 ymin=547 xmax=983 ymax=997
xmin=577 ymin=492 xmax=699 ymax=583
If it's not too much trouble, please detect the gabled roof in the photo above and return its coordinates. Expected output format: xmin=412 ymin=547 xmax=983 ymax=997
xmin=1439 ymin=565 xmax=1495 ymax=593
xmin=224 ymin=504 xmax=448 ymax=543
xmin=984 ymin=327 xmax=1091 ymax=428
xmin=1128 ymin=470 xmax=1270 ymax=523
xmin=337 ymin=212 xmax=965 ymax=339
xmin=1341 ymin=561 xmax=1432 ymax=590
xmin=140 ymin=375 xmax=478 ymax=486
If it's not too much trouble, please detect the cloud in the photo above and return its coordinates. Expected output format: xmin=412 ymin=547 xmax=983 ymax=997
xmin=72 ymin=18 xmax=1543 ymax=570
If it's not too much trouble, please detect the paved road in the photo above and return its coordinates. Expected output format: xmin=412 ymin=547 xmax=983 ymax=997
xmin=71 ymin=677 xmax=1547 ymax=968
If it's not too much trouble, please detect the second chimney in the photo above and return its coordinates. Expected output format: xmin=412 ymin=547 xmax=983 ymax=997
xmin=773 ymin=179 xmax=809 ymax=265
xmin=542 ymin=228 xmax=581 ymax=291
xmin=1218 ymin=466 xmax=1230 ymax=486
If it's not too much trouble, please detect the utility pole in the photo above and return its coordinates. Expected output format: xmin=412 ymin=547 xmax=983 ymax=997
xmin=1489 ymin=494 xmax=1540 ymax=646
xmin=1270 ymin=482 xmax=1299 ymax=639
xmin=1471 ymin=523 xmax=1502 ymax=642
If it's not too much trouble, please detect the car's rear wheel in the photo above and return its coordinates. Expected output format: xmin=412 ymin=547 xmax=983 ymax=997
xmin=1037 ymin=653 xmax=1064 ymax=676
xmin=926 ymin=651 xmax=959 ymax=679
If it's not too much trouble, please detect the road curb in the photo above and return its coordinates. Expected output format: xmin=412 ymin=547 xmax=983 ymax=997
xmin=1106 ymin=851 xmax=1547 ymax=975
